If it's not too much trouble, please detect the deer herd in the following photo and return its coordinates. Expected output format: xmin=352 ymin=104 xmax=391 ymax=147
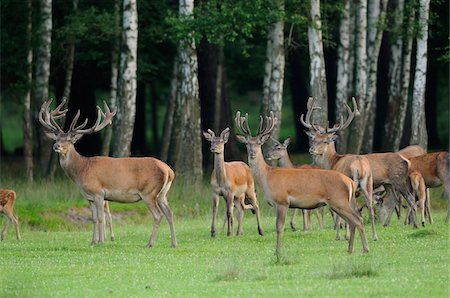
xmin=1 ymin=98 xmax=448 ymax=257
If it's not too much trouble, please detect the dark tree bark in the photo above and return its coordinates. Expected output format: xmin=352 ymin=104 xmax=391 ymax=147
xmin=131 ymin=81 xmax=147 ymax=155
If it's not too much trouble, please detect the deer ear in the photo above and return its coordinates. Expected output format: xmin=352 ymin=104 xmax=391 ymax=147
xmin=329 ymin=134 xmax=338 ymax=142
xmin=284 ymin=137 xmax=291 ymax=147
xmin=235 ymin=134 xmax=247 ymax=144
xmin=259 ymin=134 xmax=271 ymax=145
xmin=220 ymin=128 xmax=230 ymax=143
xmin=202 ymin=131 xmax=212 ymax=141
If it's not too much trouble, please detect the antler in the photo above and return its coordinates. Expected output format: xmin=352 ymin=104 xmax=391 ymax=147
xmin=235 ymin=111 xmax=252 ymax=136
xmin=69 ymin=101 xmax=117 ymax=135
xmin=326 ymin=97 xmax=360 ymax=133
xmin=258 ymin=111 xmax=277 ymax=136
xmin=38 ymin=99 xmax=68 ymax=134
xmin=299 ymin=97 xmax=322 ymax=131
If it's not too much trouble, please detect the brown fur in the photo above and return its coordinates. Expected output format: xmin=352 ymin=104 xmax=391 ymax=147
xmin=0 ymin=189 xmax=20 ymax=240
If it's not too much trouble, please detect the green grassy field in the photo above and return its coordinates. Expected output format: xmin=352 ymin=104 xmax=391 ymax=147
xmin=0 ymin=176 xmax=449 ymax=297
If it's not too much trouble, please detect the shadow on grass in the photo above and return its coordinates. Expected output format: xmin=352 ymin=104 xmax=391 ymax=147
xmin=408 ymin=229 xmax=438 ymax=238
xmin=329 ymin=261 xmax=379 ymax=280
xmin=214 ymin=264 xmax=241 ymax=282
xmin=272 ymin=250 xmax=298 ymax=266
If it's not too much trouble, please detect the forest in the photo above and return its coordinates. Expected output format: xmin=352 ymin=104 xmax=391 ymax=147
xmin=0 ymin=0 xmax=449 ymax=184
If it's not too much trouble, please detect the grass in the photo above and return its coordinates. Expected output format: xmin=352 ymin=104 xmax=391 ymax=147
xmin=0 ymin=175 xmax=449 ymax=297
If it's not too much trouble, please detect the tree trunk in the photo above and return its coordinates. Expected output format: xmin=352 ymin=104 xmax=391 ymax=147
xmin=113 ymin=0 xmax=138 ymax=157
xmin=335 ymin=0 xmax=350 ymax=152
xmin=347 ymin=0 xmax=367 ymax=154
xmin=23 ymin=0 xmax=33 ymax=182
xmin=101 ymin=0 xmax=120 ymax=156
xmin=33 ymin=0 xmax=52 ymax=171
xmin=261 ymin=0 xmax=285 ymax=139
xmin=410 ymin=0 xmax=430 ymax=148
xmin=173 ymin=0 xmax=203 ymax=184
xmin=308 ymin=0 xmax=328 ymax=126
xmin=161 ymin=61 xmax=178 ymax=163
xmin=361 ymin=0 xmax=388 ymax=153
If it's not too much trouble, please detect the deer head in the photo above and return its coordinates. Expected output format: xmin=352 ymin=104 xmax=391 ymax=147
xmin=300 ymin=97 xmax=359 ymax=155
xmin=235 ymin=111 xmax=277 ymax=159
xmin=202 ymin=128 xmax=230 ymax=154
xmin=266 ymin=137 xmax=291 ymax=161
xmin=39 ymin=99 xmax=116 ymax=155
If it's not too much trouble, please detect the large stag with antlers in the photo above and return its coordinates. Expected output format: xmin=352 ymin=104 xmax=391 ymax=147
xmin=300 ymin=98 xmax=377 ymax=240
xmin=39 ymin=99 xmax=177 ymax=247
xmin=301 ymin=97 xmax=419 ymax=229
xmin=203 ymin=128 xmax=264 ymax=237
xmin=235 ymin=111 xmax=368 ymax=255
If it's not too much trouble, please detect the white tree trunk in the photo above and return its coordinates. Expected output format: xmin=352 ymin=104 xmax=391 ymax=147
xmin=102 ymin=0 xmax=120 ymax=156
xmin=113 ymin=0 xmax=138 ymax=157
xmin=174 ymin=0 xmax=203 ymax=183
xmin=262 ymin=0 xmax=285 ymax=139
xmin=348 ymin=0 xmax=367 ymax=154
xmin=335 ymin=0 xmax=350 ymax=152
xmin=361 ymin=0 xmax=388 ymax=153
xmin=24 ymin=0 xmax=33 ymax=182
xmin=34 ymin=0 xmax=52 ymax=169
xmin=308 ymin=0 xmax=328 ymax=126
xmin=410 ymin=0 xmax=430 ymax=148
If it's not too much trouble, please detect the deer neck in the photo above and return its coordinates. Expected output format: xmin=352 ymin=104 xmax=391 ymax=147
xmin=59 ymin=145 xmax=88 ymax=182
xmin=248 ymin=147 xmax=270 ymax=186
xmin=314 ymin=142 xmax=340 ymax=170
xmin=213 ymin=151 xmax=227 ymax=185
xmin=279 ymin=152 xmax=294 ymax=168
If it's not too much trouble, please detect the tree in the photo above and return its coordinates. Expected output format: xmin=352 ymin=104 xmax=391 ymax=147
xmin=410 ymin=0 xmax=430 ymax=148
xmin=33 ymin=0 xmax=53 ymax=170
xmin=172 ymin=0 xmax=203 ymax=183
xmin=113 ymin=0 xmax=138 ymax=157
xmin=261 ymin=0 xmax=285 ymax=139
xmin=23 ymin=0 xmax=33 ymax=182
xmin=308 ymin=0 xmax=328 ymax=127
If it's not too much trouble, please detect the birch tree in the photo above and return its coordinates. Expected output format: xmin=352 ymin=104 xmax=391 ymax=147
xmin=102 ymin=0 xmax=121 ymax=156
xmin=410 ymin=0 xmax=430 ymax=148
xmin=172 ymin=0 xmax=203 ymax=183
xmin=261 ymin=0 xmax=285 ymax=139
xmin=23 ymin=0 xmax=33 ymax=182
xmin=113 ymin=0 xmax=138 ymax=157
xmin=33 ymin=0 xmax=52 ymax=169
xmin=347 ymin=0 xmax=368 ymax=154
xmin=308 ymin=0 xmax=328 ymax=126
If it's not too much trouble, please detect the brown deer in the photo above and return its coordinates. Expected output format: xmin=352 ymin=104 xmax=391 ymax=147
xmin=266 ymin=137 xmax=325 ymax=232
xmin=300 ymin=98 xmax=378 ymax=241
xmin=235 ymin=111 xmax=368 ymax=255
xmin=39 ymin=99 xmax=176 ymax=247
xmin=203 ymin=127 xmax=264 ymax=237
xmin=300 ymin=97 xmax=419 ymax=229
xmin=0 ymin=189 xmax=21 ymax=241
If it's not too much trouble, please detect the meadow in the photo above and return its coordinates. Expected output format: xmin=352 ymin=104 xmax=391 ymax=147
xmin=0 ymin=168 xmax=449 ymax=297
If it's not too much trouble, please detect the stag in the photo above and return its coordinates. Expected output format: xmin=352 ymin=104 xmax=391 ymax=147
xmin=300 ymin=98 xmax=378 ymax=240
xmin=235 ymin=111 xmax=368 ymax=255
xmin=266 ymin=137 xmax=325 ymax=232
xmin=0 ymin=189 xmax=20 ymax=241
xmin=203 ymin=127 xmax=264 ymax=237
xmin=39 ymin=99 xmax=176 ymax=247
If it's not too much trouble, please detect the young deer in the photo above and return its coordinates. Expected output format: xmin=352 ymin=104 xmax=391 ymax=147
xmin=266 ymin=137 xmax=325 ymax=232
xmin=203 ymin=128 xmax=264 ymax=237
xmin=39 ymin=99 xmax=176 ymax=247
xmin=300 ymin=98 xmax=378 ymax=241
xmin=0 ymin=189 xmax=21 ymax=241
xmin=235 ymin=111 xmax=368 ymax=255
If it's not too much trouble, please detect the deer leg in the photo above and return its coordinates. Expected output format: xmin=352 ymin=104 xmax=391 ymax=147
xmin=11 ymin=213 xmax=20 ymax=240
xmin=319 ymin=207 xmax=325 ymax=229
xmin=361 ymin=176 xmax=378 ymax=241
xmin=383 ymin=187 xmax=399 ymax=226
xmin=275 ymin=203 xmax=288 ymax=257
xmin=157 ymin=196 xmax=177 ymax=248
xmin=211 ymin=193 xmax=220 ymax=237
xmin=333 ymin=205 xmax=369 ymax=254
xmin=145 ymin=198 xmax=162 ymax=248
xmin=426 ymin=189 xmax=433 ymax=224
xmin=400 ymin=190 xmax=418 ymax=228
xmin=1 ymin=215 xmax=11 ymax=240
xmin=104 ymin=202 xmax=115 ymax=241
xmin=246 ymin=191 xmax=264 ymax=236
xmin=235 ymin=195 xmax=244 ymax=236
xmin=302 ymin=209 xmax=309 ymax=231
xmin=335 ymin=215 xmax=342 ymax=241
xmin=290 ymin=209 xmax=298 ymax=231
xmin=94 ymin=197 xmax=106 ymax=243
xmin=89 ymin=201 xmax=99 ymax=245
xmin=226 ymin=193 xmax=234 ymax=236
